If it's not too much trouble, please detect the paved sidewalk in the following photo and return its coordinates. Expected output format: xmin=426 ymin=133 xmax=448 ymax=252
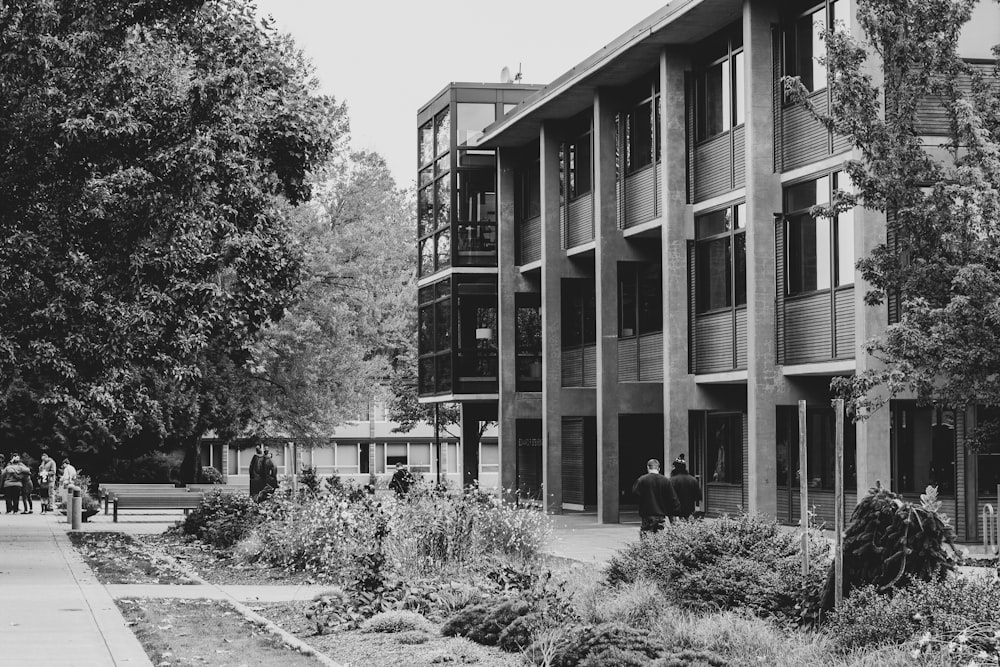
xmin=0 ymin=510 xmax=152 ymax=666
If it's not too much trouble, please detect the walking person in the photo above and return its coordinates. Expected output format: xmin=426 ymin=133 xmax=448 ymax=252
xmin=669 ymin=454 xmax=703 ymax=520
xmin=38 ymin=453 xmax=57 ymax=513
xmin=248 ymin=443 xmax=265 ymax=500
xmin=256 ymin=448 xmax=278 ymax=502
xmin=2 ymin=455 xmax=27 ymax=514
xmin=632 ymin=458 xmax=680 ymax=536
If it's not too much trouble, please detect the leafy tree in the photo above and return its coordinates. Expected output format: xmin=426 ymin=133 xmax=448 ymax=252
xmin=247 ymin=151 xmax=416 ymax=439
xmin=787 ymin=0 xmax=1000 ymax=436
xmin=0 ymin=1 xmax=341 ymax=461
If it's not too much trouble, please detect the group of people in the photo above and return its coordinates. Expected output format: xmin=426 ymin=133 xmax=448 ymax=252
xmin=0 ymin=452 xmax=73 ymax=515
xmin=632 ymin=454 xmax=703 ymax=535
xmin=248 ymin=444 xmax=279 ymax=502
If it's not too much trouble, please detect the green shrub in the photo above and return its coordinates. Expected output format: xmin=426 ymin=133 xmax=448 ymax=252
xmin=604 ymin=512 xmax=829 ymax=625
xmin=441 ymin=599 xmax=534 ymax=646
xmin=651 ymin=650 xmax=729 ymax=667
xmin=362 ymin=610 xmax=434 ymax=634
xmin=526 ymin=623 xmax=663 ymax=667
xmin=105 ymin=452 xmax=182 ymax=484
xmin=181 ymin=490 xmax=261 ymax=549
xmin=497 ymin=611 xmax=545 ymax=652
xmin=395 ymin=630 xmax=430 ymax=645
xmin=822 ymin=484 xmax=957 ymax=609
xmin=580 ymin=647 xmax=652 ymax=667
xmin=827 ymin=576 xmax=1000 ymax=652
xmin=200 ymin=466 xmax=223 ymax=484
xmin=578 ymin=580 xmax=670 ymax=629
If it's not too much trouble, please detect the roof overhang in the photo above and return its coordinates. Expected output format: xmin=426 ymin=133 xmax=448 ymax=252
xmin=474 ymin=0 xmax=743 ymax=148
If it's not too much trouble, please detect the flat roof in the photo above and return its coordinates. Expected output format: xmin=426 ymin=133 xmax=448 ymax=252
xmin=474 ymin=0 xmax=743 ymax=148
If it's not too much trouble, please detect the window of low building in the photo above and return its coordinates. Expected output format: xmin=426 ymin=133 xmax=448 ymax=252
xmin=784 ymin=172 xmax=855 ymax=295
xmin=706 ymin=412 xmax=743 ymax=485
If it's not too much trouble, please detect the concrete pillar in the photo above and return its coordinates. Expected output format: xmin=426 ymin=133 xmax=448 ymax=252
xmin=594 ymin=89 xmax=620 ymax=523
xmin=744 ymin=0 xmax=783 ymax=517
xmin=497 ymin=147 xmax=519 ymax=495
xmin=221 ymin=442 xmax=230 ymax=484
xmin=850 ymin=1 xmax=891 ymax=499
xmin=540 ymin=121 xmax=564 ymax=514
xmin=660 ymin=49 xmax=695 ymax=467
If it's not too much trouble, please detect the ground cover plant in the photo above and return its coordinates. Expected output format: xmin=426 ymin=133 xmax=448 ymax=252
xmin=69 ymin=532 xmax=195 ymax=585
xmin=604 ymin=512 xmax=831 ymax=625
xmin=116 ymin=598 xmax=322 ymax=667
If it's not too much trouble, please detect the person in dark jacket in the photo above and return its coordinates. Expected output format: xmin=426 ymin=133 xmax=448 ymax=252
xmin=632 ymin=458 xmax=680 ymax=535
xmin=255 ymin=449 xmax=279 ymax=502
xmin=669 ymin=454 xmax=703 ymax=519
xmin=389 ymin=464 xmax=415 ymax=497
xmin=248 ymin=444 xmax=265 ymax=499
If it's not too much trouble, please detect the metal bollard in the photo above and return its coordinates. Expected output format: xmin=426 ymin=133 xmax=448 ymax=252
xmin=71 ymin=486 xmax=82 ymax=530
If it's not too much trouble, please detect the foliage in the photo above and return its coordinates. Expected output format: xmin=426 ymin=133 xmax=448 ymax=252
xmin=650 ymin=650 xmax=729 ymax=667
xmin=821 ymin=484 xmax=956 ymax=609
xmin=297 ymin=465 xmax=323 ymax=495
xmin=180 ymin=489 xmax=262 ymax=549
xmin=784 ymin=0 xmax=1000 ymax=414
xmin=604 ymin=512 xmax=830 ymax=625
xmin=0 ymin=0 xmax=341 ymax=454
xmin=827 ymin=576 xmax=1000 ymax=653
xmin=104 ymin=452 xmax=182 ymax=484
xmin=248 ymin=152 xmax=415 ymax=438
xmin=441 ymin=599 xmax=535 ymax=646
xmin=577 ymin=580 xmax=672 ymax=630
xmin=361 ymin=610 xmax=434 ymax=634
xmin=525 ymin=623 xmax=663 ymax=667
xmin=199 ymin=466 xmax=223 ymax=484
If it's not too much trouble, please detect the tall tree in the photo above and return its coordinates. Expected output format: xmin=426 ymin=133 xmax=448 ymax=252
xmin=247 ymin=151 xmax=416 ymax=439
xmin=0 ymin=0 xmax=342 ymax=456
xmin=788 ymin=0 xmax=1000 ymax=439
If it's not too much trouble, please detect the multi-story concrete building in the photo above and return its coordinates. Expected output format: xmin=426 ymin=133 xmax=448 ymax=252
xmin=416 ymin=0 xmax=1000 ymax=541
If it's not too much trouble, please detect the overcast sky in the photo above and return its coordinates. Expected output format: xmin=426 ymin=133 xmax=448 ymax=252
xmin=253 ymin=0 xmax=668 ymax=189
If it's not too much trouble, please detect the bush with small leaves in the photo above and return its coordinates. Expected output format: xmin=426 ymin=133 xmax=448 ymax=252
xmin=526 ymin=623 xmax=662 ymax=667
xmin=180 ymin=489 xmax=261 ymax=549
xmin=497 ymin=611 xmax=545 ymax=652
xmin=651 ymin=649 xmax=729 ymax=667
xmin=441 ymin=599 xmax=534 ymax=646
xmin=362 ymin=610 xmax=434 ymax=634
xmin=580 ymin=647 xmax=652 ymax=667
xmin=396 ymin=630 xmax=430 ymax=645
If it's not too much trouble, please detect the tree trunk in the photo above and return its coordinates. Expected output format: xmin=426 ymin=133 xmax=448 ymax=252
xmin=178 ymin=436 xmax=203 ymax=484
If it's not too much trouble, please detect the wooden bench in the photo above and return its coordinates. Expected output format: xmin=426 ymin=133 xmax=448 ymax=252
xmin=99 ymin=484 xmax=178 ymax=514
xmin=185 ymin=484 xmax=249 ymax=495
xmin=112 ymin=491 xmax=205 ymax=522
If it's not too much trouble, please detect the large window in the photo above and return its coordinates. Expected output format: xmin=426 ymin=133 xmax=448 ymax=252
xmin=695 ymin=204 xmax=746 ymax=312
xmin=776 ymin=405 xmax=858 ymax=491
xmin=783 ymin=0 xmax=845 ymax=96
xmin=515 ymin=295 xmax=542 ymax=392
xmin=707 ymin=413 xmax=743 ymax=485
xmin=892 ymin=403 xmax=956 ymax=497
xmin=618 ymin=263 xmax=662 ymax=337
xmin=561 ymin=279 xmax=596 ymax=348
xmin=455 ymin=165 xmax=497 ymax=266
xmin=978 ymin=407 xmax=1000 ymax=497
xmin=417 ymin=107 xmax=452 ymax=277
xmin=418 ymin=280 xmax=452 ymax=395
xmin=621 ymin=73 xmax=662 ymax=175
xmin=563 ymin=128 xmax=592 ymax=200
xmin=694 ymin=25 xmax=745 ymax=142
xmin=784 ymin=172 xmax=855 ymax=295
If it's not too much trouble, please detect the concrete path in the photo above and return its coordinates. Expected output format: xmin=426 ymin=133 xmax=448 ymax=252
xmin=0 ymin=510 xmax=152 ymax=666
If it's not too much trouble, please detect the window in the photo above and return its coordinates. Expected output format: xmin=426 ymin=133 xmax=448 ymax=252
xmin=417 ymin=106 xmax=453 ymax=278
xmin=455 ymin=167 xmax=497 ymax=264
xmin=784 ymin=172 xmax=854 ymax=295
xmin=694 ymin=25 xmax=744 ymax=142
xmin=978 ymin=407 xmax=1000 ymax=497
xmin=620 ymin=74 xmax=661 ymax=175
xmin=561 ymin=279 xmax=596 ymax=347
xmin=707 ymin=413 xmax=742 ymax=485
xmin=618 ymin=263 xmax=662 ymax=337
xmin=515 ymin=295 xmax=542 ymax=392
xmin=783 ymin=0 xmax=845 ymax=96
xmin=695 ymin=204 xmax=746 ymax=313
xmin=893 ymin=404 xmax=956 ymax=496
xmin=418 ymin=280 xmax=452 ymax=395
xmin=776 ymin=405 xmax=857 ymax=491
xmin=564 ymin=129 xmax=592 ymax=199
xmin=456 ymin=103 xmax=496 ymax=145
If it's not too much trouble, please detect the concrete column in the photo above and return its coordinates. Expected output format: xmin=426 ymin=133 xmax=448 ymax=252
xmin=744 ymin=0 xmax=783 ymax=517
xmin=497 ymin=147 xmax=518 ymax=495
xmin=660 ymin=49 xmax=695 ymax=467
xmin=854 ymin=207 xmax=891 ymax=495
xmin=540 ymin=121 xmax=564 ymax=514
xmin=594 ymin=89 xmax=620 ymax=523
xmin=461 ymin=403 xmax=480 ymax=488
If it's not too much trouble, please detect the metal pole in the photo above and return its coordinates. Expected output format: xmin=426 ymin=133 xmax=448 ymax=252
xmin=435 ymin=403 xmax=441 ymax=486
xmin=835 ymin=398 xmax=845 ymax=610
xmin=799 ymin=399 xmax=809 ymax=576
xmin=71 ymin=486 xmax=82 ymax=530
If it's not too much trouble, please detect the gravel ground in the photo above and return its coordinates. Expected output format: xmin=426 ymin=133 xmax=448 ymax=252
xmin=255 ymin=601 xmax=525 ymax=667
